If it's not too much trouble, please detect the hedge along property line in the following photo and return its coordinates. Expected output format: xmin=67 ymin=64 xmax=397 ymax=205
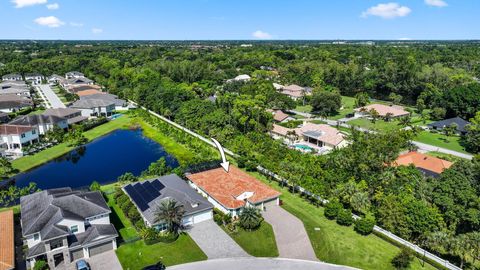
xmin=132 ymin=103 xmax=458 ymax=270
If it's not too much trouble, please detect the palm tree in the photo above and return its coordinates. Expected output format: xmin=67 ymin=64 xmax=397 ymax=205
xmin=398 ymin=115 xmax=412 ymax=128
xmin=239 ymin=207 xmax=262 ymax=230
xmin=154 ymin=199 xmax=186 ymax=234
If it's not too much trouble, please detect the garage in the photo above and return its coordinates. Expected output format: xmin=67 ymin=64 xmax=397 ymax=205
xmin=192 ymin=210 xmax=212 ymax=224
xmin=70 ymin=248 xmax=84 ymax=261
xmin=88 ymin=241 xmax=113 ymax=257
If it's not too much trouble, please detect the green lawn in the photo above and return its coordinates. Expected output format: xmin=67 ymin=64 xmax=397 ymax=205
xmin=348 ymin=117 xmax=403 ymax=132
xmin=104 ymin=188 xmax=139 ymax=241
xmin=328 ymin=96 xmax=357 ymax=120
xmin=414 ymin=131 xmax=468 ymax=154
xmin=249 ymin=172 xmax=437 ymax=270
xmin=426 ymin=151 xmax=466 ymax=163
xmin=294 ymin=105 xmax=312 ymax=113
xmin=11 ymin=115 xmax=134 ymax=173
xmin=115 ymin=234 xmax=207 ymax=270
xmin=221 ymin=222 xmax=278 ymax=257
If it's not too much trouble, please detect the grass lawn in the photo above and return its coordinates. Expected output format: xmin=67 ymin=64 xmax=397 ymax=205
xmin=348 ymin=117 xmax=402 ymax=132
xmin=249 ymin=172 xmax=437 ymax=270
xmin=11 ymin=114 xmax=134 ymax=173
xmin=115 ymin=234 xmax=207 ymax=270
xmin=294 ymin=105 xmax=312 ymax=113
xmin=221 ymin=222 xmax=278 ymax=257
xmin=103 ymin=188 xmax=138 ymax=241
xmin=328 ymin=96 xmax=356 ymax=120
xmin=414 ymin=131 xmax=468 ymax=154
xmin=426 ymin=151 xmax=467 ymax=163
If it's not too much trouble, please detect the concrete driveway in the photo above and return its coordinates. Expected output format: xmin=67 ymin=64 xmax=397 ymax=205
xmin=66 ymin=251 xmax=122 ymax=270
xmin=37 ymin=84 xmax=66 ymax=108
xmin=187 ymin=220 xmax=249 ymax=259
xmin=263 ymin=203 xmax=318 ymax=261
xmin=169 ymin=258 xmax=357 ymax=270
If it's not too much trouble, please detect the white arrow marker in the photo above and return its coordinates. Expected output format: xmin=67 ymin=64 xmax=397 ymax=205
xmin=211 ymin=138 xmax=229 ymax=172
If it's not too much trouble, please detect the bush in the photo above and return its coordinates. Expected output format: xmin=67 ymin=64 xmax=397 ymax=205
xmin=239 ymin=207 xmax=262 ymax=230
xmin=391 ymin=248 xmax=414 ymax=269
xmin=117 ymin=172 xmax=138 ymax=183
xmin=324 ymin=200 xmax=342 ymax=220
xmin=354 ymin=215 xmax=375 ymax=235
xmin=135 ymin=219 xmax=145 ymax=230
xmin=33 ymin=259 xmax=49 ymax=270
xmin=336 ymin=209 xmax=353 ymax=226
xmin=128 ymin=205 xmax=141 ymax=222
xmin=89 ymin=181 xmax=101 ymax=191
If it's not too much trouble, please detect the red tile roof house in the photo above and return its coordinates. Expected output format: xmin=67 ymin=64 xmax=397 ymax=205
xmin=280 ymin=84 xmax=312 ymax=101
xmin=0 ymin=124 xmax=39 ymax=157
xmin=0 ymin=210 xmax=15 ymax=270
xmin=354 ymin=104 xmax=410 ymax=119
xmin=393 ymin=151 xmax=453 ymax=178
xmin=267 ymin=109 xmax=293 ymax=123
xmin=186 ymin=166 xmax=281 ymax=217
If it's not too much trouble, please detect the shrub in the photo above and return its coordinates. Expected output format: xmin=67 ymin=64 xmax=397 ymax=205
xmin=33 ymin=260 xmax=49 ymax=270
xmin=324 ymin=200 xmax=342 ymax=220
xmin=391 ymin=248 xmax=414 ymax=269
xmin=354 ymin=215 xmax=376 ymax=235
xmin=128 ymin=205 xmax=140 ymax=221
xmin=336 ymin=209 xmax=353 ymax=226
xmin=89 ymin=181 xmax=101 ymax=191
xmin=117 ymin=172 xmax=138 ymax=183
xmin=239 ymin=207 xmax=262 ymax=230
xmin=135 ymin=219 xmax=145 ymax=230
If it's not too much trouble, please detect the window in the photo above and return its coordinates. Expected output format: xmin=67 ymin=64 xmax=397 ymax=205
xmin=21 ymin=133 xmax=26 ymax=138
xmin=32 ymin=130 xmax=36 ymax=134
xmin=33 ymin=233 xmax=39 ymax=241
xmin=70 ymin=225 xmax=79 ymax=233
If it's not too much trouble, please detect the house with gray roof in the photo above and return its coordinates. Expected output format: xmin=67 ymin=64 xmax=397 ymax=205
xmin=65 ymin=71 xmax=84 ymax=79
xmin=1 ymin=74 xmax=22 ymax=81
xmin=80 ymin=93 xmax=130 ymax=111
xmin=123 ymin=174 xmax=213 ymax=230
xmin=20 ymin=188 xmax=118 ymax=269
xmin=0 ymin=94 xmax=33 ymax=113
xmin=25 ymin=73 xmax=44 ymax=85
xmin=9 ymin=114 xmax=68 ymax=135
xmin=47 ymin=74 xmax=65 ymax=85
xmin=43 ymin=108 xmax=87 ymax=125
xmin=70 ymin=99 xmax=115 ymax=117
xmin=427 ymin=117 xmax=471 ymax=135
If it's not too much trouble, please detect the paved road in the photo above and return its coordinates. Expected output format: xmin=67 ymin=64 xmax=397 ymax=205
xmin=187 ymin=220 xmax=249 ymax=259
xmin=263 ymin=203 xmax=318 ymax=261
xmin=169 ymin=258 xmax=357 ymax=270
xmin=37 ymin=84 xmax=66 ymax=108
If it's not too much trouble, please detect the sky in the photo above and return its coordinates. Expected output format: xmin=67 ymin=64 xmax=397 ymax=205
xmin=0 ymin=0 xmax=478 ymax=40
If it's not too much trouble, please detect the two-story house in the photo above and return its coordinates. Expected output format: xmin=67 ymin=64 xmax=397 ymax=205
xmin=20 ymin=188 xmax=118 ymax=269
xmin=25 ymin=73 xmax=44 ymax=85
xmin=70 ymin=99 xmax=115 ymax=117
xmin=9 ymin=114 xmax=68 ymax=135
xmin=0 ymin=124 xmax=39 ymax=156
xmin=1 ymin=74 xmax=22 ymax=81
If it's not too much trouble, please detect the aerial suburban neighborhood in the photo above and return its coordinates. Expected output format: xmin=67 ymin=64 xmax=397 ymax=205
xmin=1 ymin=1 xmax=480 ymax=270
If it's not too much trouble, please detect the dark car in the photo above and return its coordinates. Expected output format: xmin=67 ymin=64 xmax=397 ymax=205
xmin=142 ymin=262 xmax=166 ymax=270
xmin=76 ymin=259 xmax=91 ymax=270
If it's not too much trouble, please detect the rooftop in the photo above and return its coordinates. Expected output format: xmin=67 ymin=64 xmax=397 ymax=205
xmin=70 ymin=98 xmax=115 ymax=109
xmin=427 ymin=117 xmax=471 ymax=133
xmin=10 ymin=114 xmax=65 ymax=126
xmin=76 ymin=89 xmax=104 ymax=97
xmin=272 ymin=110 xmax=290 ymax=122
xmin=0 ymin=124 xmax=35 ymax=135
xmin=393 ymin=151 xmax=453 ymax=175
xmin=0 ymin=210 xmax=14 ymax=270
xmin=355 ymin=103 xmax=409 ymax=117
xmin=43 ymin=108 xmax=81 ymax=118
xmin=186 ymin=166 xmax=281 ymax=209
xmin=123 ymin=174 xmax=213 ymax=226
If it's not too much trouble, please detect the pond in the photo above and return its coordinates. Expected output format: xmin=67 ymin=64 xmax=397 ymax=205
xmin=12 ymin=129 xmax=179 ymax=190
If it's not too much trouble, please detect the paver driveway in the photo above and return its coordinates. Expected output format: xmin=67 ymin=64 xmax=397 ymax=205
xmin=38 ymin=84 xmax=66 ymax=108
xmin=263 ymin=203 xmax=318 ymax=261
xmin=65 ymin=250 xmax=122 ymax=270
xmin=187 ymin=220 xmax=249 ymax=259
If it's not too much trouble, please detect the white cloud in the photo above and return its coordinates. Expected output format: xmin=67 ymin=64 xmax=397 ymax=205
xmin=425 ymin=0 xmax=447 ymax=7
xmin=398 ymin=37 xmax=413 ymax=40
xmin=361 ymin=3 xmax=411 ymax=19
xmin=252 ymin=30 xmax=272 ymax=39
xmin=34 ymin=16 xmax=64 ymax=28
xmin=70 ymin=22 xmax=83 ymax=27
xmin=46 ymin=3 xmax=59 ymax=10
xmin=12 ymin=0 xmax=47 ymax=8
xmin=92 ymin=28 xmax=103 ymax=34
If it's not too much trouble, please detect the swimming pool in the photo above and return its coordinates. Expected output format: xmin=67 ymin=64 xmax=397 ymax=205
xmin=294 ymin=144 xmax=314 ymax=151
xmin=110 ymin=113 xmax=123 ymax=120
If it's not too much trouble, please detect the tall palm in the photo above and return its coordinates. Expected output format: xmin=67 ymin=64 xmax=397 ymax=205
xmin=154 ymin=199 xmax=186 ymax=234
xmin=239 ymin=207 xmax=262 ymax=230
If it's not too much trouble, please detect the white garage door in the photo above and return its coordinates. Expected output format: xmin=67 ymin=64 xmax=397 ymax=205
xmin=182 ymin=215 xmax=194 ymax=226
xmin=192 ymin=210 xmax=212 ymax=224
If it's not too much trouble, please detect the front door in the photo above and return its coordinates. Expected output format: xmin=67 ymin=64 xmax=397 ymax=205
xmin=53 ymin=253 xmax=64 ymax=267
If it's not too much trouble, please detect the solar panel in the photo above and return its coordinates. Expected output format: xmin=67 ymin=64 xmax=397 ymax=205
xmin=142 ymin=181 xmax=160 ymax=201
xmin=135 ymin=183 xmax=155 ymax=203
xmin=151 ymin=180 xmax=165 ymax=192
xmin=125 ymin=184 xmax=149 ymax=211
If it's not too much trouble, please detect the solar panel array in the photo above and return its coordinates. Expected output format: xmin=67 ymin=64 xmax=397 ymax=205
xmin=124 ymin=180 xmax=165 ymax=212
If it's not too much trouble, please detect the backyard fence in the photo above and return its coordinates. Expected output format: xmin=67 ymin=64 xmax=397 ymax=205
xmin=132 ymin=102 xmax=462 ymax=270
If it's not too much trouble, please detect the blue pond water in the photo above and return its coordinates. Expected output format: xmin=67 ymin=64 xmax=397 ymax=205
xmin=13 ymin=129 xmax=179 ymax=190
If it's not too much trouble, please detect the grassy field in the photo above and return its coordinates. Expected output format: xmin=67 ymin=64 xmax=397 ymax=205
xmin=414 ymin=131 xmax=468 ymax=154
xmin=328 ymin=96 xmax=357 ymax=120
xmin=11 ymin=115 xmax=134 ymax=173
xmin=295 ymin=105 xmax=312 ymax=113
xmin=104 ymin=189 xmax=139 ymax=241
xmin=115 ymin=234 xmax=207 ymax=270
xmin=222 ymin=222 xmax=278 ymax=257
xmin=348 ymin=117 xmax=403 ymax=132
xmin=249 ymin=172 xmax=437 ymax=270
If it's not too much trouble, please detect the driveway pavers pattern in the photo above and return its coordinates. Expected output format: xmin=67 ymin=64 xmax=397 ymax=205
xmin=187 ymin=220 xmax=249 ymax=259
xmin=263 ymin=203 xmax=318 ymax=261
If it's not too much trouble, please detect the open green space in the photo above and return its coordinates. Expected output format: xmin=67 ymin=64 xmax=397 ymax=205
xmin=115 ymin=233 xmax=207 ymax=270
xmin=414 ymin=131 xmax=468 ymax=154
xmin=221 ymin=222 xmax=278 ymax=257
xmin=328 ymin=96 xmax=357 ymax=120
xmin=249 ymin=172 xmax=437 ymax=270
xmin=348 ymin=117 xmax=403 ymax=132
xmin=103 ymin=187 xmax=139 ymax=241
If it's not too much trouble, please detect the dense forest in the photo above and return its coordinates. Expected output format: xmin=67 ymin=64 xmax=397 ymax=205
xmin=1 ymin=41 xmax=480 ymax=268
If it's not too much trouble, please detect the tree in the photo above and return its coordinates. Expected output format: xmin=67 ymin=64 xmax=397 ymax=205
xmin=369 ymin=108 xmax=380 ymax=124
xmin=443 ymin=123 xmax=458 ymax=138
xmin=239 ymin=207 xmax=262 ymax=230
xmin=355 ymin=214 xmax=375 ymax=235
xmin=44 ymin=125 xmax=65 ymax=143
xmin=430 ymin=107 xmax=446 ymax=121
xmin=391 ymin=248 xmax=414 ymax=269
xmin=354 ymin=92 xmax=369 ymax=108
xmin=0 ymin=157 xmax=14 ymax=179
xmin=33 ymin=259 xmax=49 ymax=270
xmin=65 ymin=126 xmax=87 ymax=147
xmin=154 ymin=199 xmax=185 ymax=235
xmin=398 ymin=115 xmax=412 ymax=128
xmin=336 ymin=209 xmax=354 ymax=226
xmin=389 ymin=93 xmax=403 ymax=105
xmin=117 ymin=172 xmax=138 ymax=183
xmin=142 ymin=157 xmax=172 ymax=177
xmin=310 ymin=90 xmax=341 ymax=116
xmin=464 ymin=112 xmax=480 ymax=153
xmin=89 ymin=181 xmax=101 ymax=191
xmin=324 ymin=200 xmax=342 ymax=220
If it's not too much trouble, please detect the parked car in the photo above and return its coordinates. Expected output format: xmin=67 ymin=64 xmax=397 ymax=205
xmin=142 ymin=261 xmax=166 ymax=270
xmin=76 ymin=259 xmax=91 ymax=270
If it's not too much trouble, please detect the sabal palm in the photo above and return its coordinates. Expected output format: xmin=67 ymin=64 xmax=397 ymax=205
xmin=154 ymin=199 xmax=186 ymax=234
xmin=239 ymin=207 xmax=262 ymax=230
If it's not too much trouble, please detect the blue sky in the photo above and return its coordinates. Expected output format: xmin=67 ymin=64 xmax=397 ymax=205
xmin=0 ymin=0 xmax=478 ymax=40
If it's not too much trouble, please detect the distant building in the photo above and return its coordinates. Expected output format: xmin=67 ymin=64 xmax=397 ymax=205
xmin=280 ymin=84 xmax=311 ymax=101
xmin=354 ymin=104 xmax=410 ymax=119
xmin=0 ymin=94 xmax=33 ymax=113
xmin=226 ymin=74 xmax=251 ymax=83
xmin=25 ymin=73 xmax=44 ymax=85
xmin=393 ymin=151 xmax=453 ymax=178
xmin=47 ymin=74 xmax=65 ymax=85
xmin=20 ymin=188 xmax=118 ymax=269
xmin=269 ymin=109 xmax=293 ymax=123
xmin=427 ymin=117 xmax=471 ymax=135
xmin=80 ymin=93 xmax=129 ymax=111
xmin=70 ymin=99 xmax=115 ymax=117
xmin=65 ymin=71 xmax=85 ymax=79
xmin=43 ymin=108 xmax=88 ymax=125
xmin=1 ymin=74 xmax=22 ymax=81
xmin=9 ymin=114 xmax=68 ymax=135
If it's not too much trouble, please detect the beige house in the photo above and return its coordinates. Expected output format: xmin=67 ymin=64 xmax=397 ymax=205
xmin=354 ymin=104 xmax=409 ymax=119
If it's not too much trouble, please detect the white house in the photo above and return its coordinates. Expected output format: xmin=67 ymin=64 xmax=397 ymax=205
xmin=226 ymin=74 xmax=251 ymax=83
xmin=0 ymin=124 xmax=39 ymax=156
xmin=1 ymin=74 xmax=22 ymax=81
xmin=20 ymin=188 xmax=118 ymax=269
xmin=24 ymin=73 xmax=44 ymax=85
xmin=9 ymin=114 xmax=68 ymax=135
xmin=70 ymin=99 xmax=115 ymax=117
xmin=47 ymin=74 xmax=65 ymax=85
xmin=65 ymin=71 xmax=85 ymax=79
xmin=0 ymin=94 xmax=33 ymax=113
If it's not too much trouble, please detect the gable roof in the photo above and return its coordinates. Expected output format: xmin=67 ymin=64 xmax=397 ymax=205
xmin=10 ymin=114 xmax=65 ymax=126
xmin=427 ymin=117 xmax=471 ymax=133
xmin=20 ymin=188 xmax=110 ymax=239
xmin=70 ymin=98 xmax=115 ymax=109
xmin=43 ymin=108 xmax=81 ymax=118
xmin=186 ymin=166 xmax=281 ymax=210
xmin=80 ymin=93 xmax=127 ymax=106
xmin=0 ymin=124 xmax=35 ymax=135
xmin=77 ymin=90 xmax=103 ymax=97
xmin=355 ymin=104 xmax=409 ymax=117
xmin=123 ymin=174 xmax=213 ymax=226
xmin=0 ymin=210 xmax=14 ymax=270
xmin=272 ymin=110 xmax=290 ymax=122
xmin=393 ymin=151 xmax=453 ymax=175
